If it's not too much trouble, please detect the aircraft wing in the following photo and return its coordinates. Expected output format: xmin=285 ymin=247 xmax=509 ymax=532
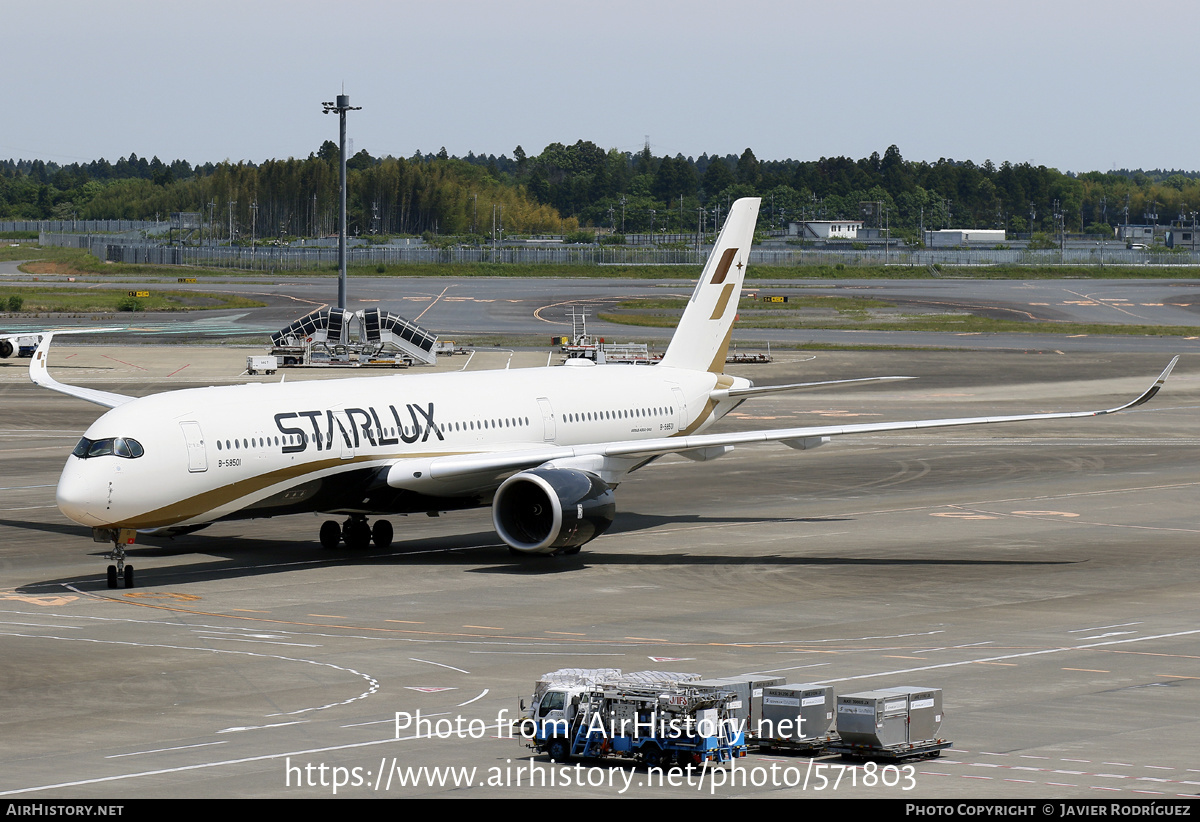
xmin=28 ymin=333 xmax=136 ymax=409
xmin=405 ymin=357 xmax=1178 ymax=484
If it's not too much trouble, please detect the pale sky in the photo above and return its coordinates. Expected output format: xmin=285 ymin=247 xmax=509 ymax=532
xmin=4 ymin=0 xmax=1197 ymax=173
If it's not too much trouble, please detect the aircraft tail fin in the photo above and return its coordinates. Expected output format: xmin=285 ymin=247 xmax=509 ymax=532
xmin=659 ymin=197 xmax=760 ymax=374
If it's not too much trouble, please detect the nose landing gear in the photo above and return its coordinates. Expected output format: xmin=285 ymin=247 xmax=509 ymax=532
xmin=95 ymin=528 xmax=137 ymax=589
xmin=105 ymin=559 xmax=134 ymax=589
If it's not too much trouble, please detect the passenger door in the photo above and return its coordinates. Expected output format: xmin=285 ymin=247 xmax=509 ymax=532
xmin=179 ymin=421 xmax=208 ymax=473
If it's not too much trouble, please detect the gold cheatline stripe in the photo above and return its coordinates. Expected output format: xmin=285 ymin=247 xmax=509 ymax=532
xmin=115 ymin=449 xmax=473 ymax=528
xmin=674 ymin=375 xmax=733 ymax=435
xmin=709 ymin=248 xmax=738 ymax=284
xmin=706 ymin=325 xmax=736 ymax=375
xmin=708 ymin=283 xmax=735 ymax=320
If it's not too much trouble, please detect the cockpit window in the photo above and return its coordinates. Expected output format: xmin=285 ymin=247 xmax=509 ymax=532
xmin=86 ymin=439 xmax=114 ymax=458
xmin=73 ymin=437 xmax=145 ymax=459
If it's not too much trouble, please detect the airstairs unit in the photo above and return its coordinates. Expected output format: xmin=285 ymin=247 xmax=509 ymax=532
xmin=269 ymin=307 xmax=438 ymax=367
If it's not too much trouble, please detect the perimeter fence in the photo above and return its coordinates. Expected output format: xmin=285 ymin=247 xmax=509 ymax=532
xmin=34 ymin=233 xmax=1200 ymax=270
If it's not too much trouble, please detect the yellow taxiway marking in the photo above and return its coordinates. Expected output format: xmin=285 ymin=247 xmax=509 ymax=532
xmin=808 ymin=410 xmax=883 ymax=418
xmin=463 ymin=625 xmax=502 ymax=630
xmin=308 ymin=614 xmax=346 ymax=619
xmin=0 ymin=593 xmax=79 ymax=606
xmin=123 ymin=592 xmax=201 ymax=602
xmin=1011 ymin=510 xmax=1080 ymax=518
xmin=1063 ymin=668 xmax=1110 ymax=673
xmin=414 ymin=285 xmax=454 ymax=322
xmin=385 ymin=619 xmax=425 ymax=624
xmin=1104 ymin=650 xmax=1200 ymax=660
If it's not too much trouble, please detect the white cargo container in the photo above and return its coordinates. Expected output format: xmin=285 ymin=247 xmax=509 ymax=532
xmin=246 ymin=355 xmax=278 ymax=375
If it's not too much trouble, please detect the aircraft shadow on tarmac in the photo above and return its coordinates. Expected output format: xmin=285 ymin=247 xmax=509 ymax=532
xmin=0 ymin=518 xmax=90 ymax=539
xmin=10 ymin=511 xmax=1076 ymax=593
xmin=606 ymin=512 xmax=852 ymax=533
xmin=2 ymin=510 xmax=813 ymax=547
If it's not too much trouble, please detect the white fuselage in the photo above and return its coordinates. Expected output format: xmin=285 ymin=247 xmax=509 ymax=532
xmin=56 ymin=362 xmax=747 ymax=531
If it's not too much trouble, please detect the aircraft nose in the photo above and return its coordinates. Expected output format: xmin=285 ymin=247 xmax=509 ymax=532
xmin=56 ymin=464 xmax=107 ymax=526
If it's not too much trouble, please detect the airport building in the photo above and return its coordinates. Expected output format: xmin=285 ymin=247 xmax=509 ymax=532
xmin=786 ymin=220 xmax=864 ymax=239
xmin=924 ymin=229 xmax=1006 ymax=247
xmin=1167 ymin=222 xmax=1198 ymax=250
xmin=1116 ymin=224 xmax=1166 ymax=245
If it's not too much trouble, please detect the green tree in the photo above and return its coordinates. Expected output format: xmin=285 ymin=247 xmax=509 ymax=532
xmin=736 ymin=148 xmax=759 ymax=186
xmin=702 ymin=158 xmax=735 ymax=199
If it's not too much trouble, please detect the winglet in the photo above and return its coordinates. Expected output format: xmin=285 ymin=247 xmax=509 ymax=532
xmin=29 ymin=333 xmax=135 ymax=409
xmin=1101 ymin=355 xmax=1179 ymax=414
xmin=28 ymin=332 xmax=55 ymax=388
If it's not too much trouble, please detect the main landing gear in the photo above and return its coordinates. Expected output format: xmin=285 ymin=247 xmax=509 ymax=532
xmin=319 ymin=516 xmax=394 ymax=550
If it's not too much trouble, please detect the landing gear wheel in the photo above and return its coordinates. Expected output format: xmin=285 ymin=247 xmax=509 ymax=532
xmin=371 ymin=520 xmax=393 ymax=549
xmin=343 ymin=517 xmax=371 ymax=550
xmin=103 ymin=536 xmax=134 ymax=588
xmin=319 ymin=520 xmax=341 ymax=550
xmin=561 ymin=545 xmax=582 ymax=556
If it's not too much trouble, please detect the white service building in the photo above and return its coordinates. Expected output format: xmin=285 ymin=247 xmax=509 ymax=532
xmin=787 ymin=220 xmax=864 ymax=239
xmin=925 ymin=229 xmax=1006 ymax=247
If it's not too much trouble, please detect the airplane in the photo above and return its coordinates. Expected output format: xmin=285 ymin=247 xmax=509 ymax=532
xmin=27 ymin=197 xmax=1178 ymax=589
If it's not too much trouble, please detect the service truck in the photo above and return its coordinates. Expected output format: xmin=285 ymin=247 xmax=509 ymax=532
xmin=522 ymin=669 xmax=748 ymax=767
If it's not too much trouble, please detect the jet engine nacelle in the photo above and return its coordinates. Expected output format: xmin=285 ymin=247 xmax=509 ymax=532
xmin=0 ymin=339 xmax=13 ymax=359
xmin=492 ymin=467 xmax=616 ymax=554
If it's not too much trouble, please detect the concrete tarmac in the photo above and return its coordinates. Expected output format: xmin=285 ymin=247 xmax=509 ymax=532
xmin=5 ymin=272 xmax=1200 ymax=354
xmin=0 ymin=346 xmax=1198 ymax=799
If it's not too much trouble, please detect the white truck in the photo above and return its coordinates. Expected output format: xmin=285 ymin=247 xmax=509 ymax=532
xmin=521 ymin=669 xmax=748 ymax=767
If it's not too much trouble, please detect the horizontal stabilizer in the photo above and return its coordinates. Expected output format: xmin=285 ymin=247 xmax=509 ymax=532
xmin=711 ymin=375 xmax=914 ymax=401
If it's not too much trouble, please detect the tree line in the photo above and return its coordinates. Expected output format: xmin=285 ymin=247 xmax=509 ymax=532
xmin=0 ymin=144 xmax=570 ymax=237
xmin=4 ymin=142 xmax=1199 ymax=241
xmin=481 ymin=142 xmax=1200 ymax=239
